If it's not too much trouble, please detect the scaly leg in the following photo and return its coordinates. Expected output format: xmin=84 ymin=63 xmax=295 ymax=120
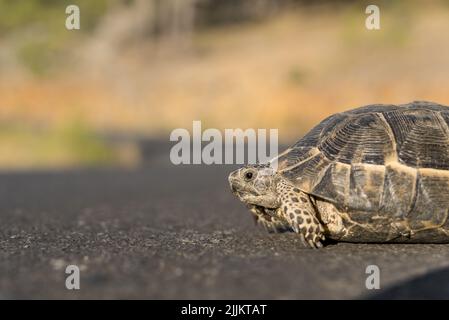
xmin=276 ymin=180 xmax=325 ymax=248
xmin=249 ymin=205 xmax=291 ymax=233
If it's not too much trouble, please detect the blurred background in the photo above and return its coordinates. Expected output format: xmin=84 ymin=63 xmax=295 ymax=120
xmin=1 ymin=0 xmax=449 ymax=170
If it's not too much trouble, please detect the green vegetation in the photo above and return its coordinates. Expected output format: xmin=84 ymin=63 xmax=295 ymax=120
xmin=17 ymin=39 xmax=56 ymax=75
xmin=1 ymin=0 xmax=449 ymax=169
xmin=287 ymin=66 xmax=307 ymax=86
xmin=0 ymin=0 xmax=109 ymax=34
xmin=0 ymin=120 xmax=126 ymax=168
xmin=1 ymin=0 xmax=109 ymax=75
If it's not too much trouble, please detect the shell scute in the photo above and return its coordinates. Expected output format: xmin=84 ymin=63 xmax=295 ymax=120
xmin=383 ymin=108 xmax=449 ymax=169
xmin=281 ymin=102 xmax=449 ymax=223
xmin=319 ymin=112 xmax=394 ymax=165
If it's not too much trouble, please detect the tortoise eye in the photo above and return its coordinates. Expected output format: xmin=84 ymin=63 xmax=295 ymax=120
xmin=244 ymin=171 xmax=254 ymax=181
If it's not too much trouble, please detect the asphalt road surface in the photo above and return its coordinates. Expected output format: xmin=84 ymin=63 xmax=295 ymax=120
xmin=1 ymin=146 xmax=449 ymax=299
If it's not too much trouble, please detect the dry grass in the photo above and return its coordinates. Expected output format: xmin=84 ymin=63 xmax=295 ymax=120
xmin=2 ymin=4 xmax=449 ymax=167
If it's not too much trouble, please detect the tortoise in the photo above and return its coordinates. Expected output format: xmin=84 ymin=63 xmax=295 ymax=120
xmin=228 ymin=101 xmax=449 ymax=248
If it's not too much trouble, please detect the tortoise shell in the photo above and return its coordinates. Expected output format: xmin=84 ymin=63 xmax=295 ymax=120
xmin=275 ymin=101 xmax=449 ymax=239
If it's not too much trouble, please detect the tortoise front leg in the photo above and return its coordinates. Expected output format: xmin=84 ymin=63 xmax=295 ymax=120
xmin=248 ymin=205 xmax=292 ymax=233
xmin=276 ymin=181 xmax=325 ymax=248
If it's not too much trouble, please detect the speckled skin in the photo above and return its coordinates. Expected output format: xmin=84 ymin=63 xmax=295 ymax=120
xmin=229 ymin=101 xmax=449 ymax=248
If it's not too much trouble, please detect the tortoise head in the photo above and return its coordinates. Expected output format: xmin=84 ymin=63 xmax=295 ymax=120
xmin=228 ymin=163 xmax=281 ymax=209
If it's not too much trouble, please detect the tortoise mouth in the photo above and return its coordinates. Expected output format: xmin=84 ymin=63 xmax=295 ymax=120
xmin=230 ymin=182 xmax=260 ymax=199
xmin=250 ymin=204 xmax=276 ymax=217
xmin=229 ymin=176 xmax=244 ymax=196
xmin=230 ymin=184 xmax=244 ymax=198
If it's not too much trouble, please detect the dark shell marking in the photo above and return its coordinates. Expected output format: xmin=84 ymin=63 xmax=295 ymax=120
xmin=276 ymin=101 xmax=449 ymax=242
